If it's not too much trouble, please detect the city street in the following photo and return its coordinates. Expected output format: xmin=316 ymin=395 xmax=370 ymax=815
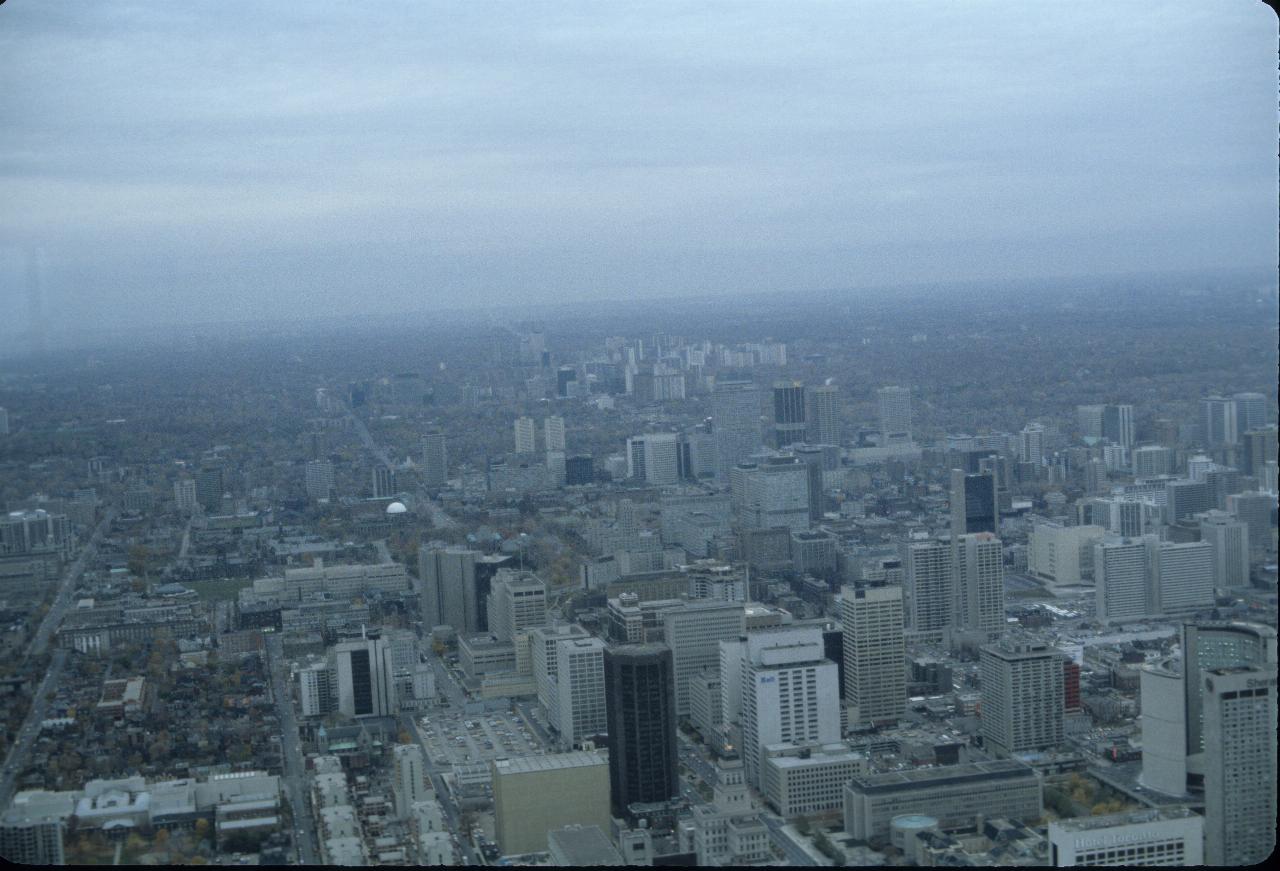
xmin=27 ymin=507 xmax=116 ymax=663
xmin=264 ymin=634 xmax=319 ymax=866
xmin=0 ymin=647 xmax=68 ymax=809
xmin=402 ymin=713 xmax=480 ymax=866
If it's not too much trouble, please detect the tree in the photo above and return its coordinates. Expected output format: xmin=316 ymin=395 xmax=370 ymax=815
xmin=194 ymin=818 xmax=210 ymax=842
xmin=794 ymin=816 xmax=811 ymax=836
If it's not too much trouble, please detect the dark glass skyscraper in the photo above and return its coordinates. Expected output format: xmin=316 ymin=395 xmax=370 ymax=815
xmin=951 ymin=468 xmax=998 ymax=536
xmin=772 ymin=381 xmax=806 ymax=448
xmin=604 ymin=643 xmax=678 ymax=817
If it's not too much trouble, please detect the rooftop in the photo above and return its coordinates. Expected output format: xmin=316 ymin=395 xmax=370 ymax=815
xmin=492 ymin=751 xmax=607 ymax=776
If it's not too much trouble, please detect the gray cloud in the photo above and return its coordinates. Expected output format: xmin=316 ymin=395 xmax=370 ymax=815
xmin=0 ymin=0 xmax=1274 ymax=332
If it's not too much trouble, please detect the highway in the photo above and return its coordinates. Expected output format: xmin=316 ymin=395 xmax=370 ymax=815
xmin=264 ymin=634 xmax=320 ymax=865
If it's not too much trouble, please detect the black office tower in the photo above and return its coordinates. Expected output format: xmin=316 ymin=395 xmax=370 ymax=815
xmin=604 ymin=644 xmax=678 ymax=818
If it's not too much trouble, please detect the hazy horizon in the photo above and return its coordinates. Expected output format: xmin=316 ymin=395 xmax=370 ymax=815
xmin=2 ymin=1 xmax=1276 ymax=339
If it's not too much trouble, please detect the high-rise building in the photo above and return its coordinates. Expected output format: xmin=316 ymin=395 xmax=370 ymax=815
xmin=1102 ymin=404 xmax=1134 ymax=448
xmin=544 ymin=416 xmax=566 ymax=452
xmin=0 ymin=804 xmax=65 ymax=866
xmin=876 ymin=386 xmax=912 ymax=444
xmin=1094 ymin=538 xmax=1149 ymax=623
xmin=712 ymin=379 xmax=762 ymax=479
xmin=530 ymin=623 xmax=590 ymax=725
xmin=1077 ymin=404 xmax=1105 ymax=440
xmin=334 ymin=631 xmax=397 ymax=718
xmin=419 ymin=546 xmax=479 ymax=632
xmin=979 ymin=638 xmax=1065 ymax=757
xmin=839 ymin=584 xmax=906 ymax=725
xmin=626 ymin=433 xmax=680 ymax=485
xmin=806 ymin=383 xmax=840 ymax=447
xmin=1149 ymin=540 xmax=1214 ymax=616
xmin=1202 ymin=664 xmax=1277 ymax=865
xmin=1048 ymin=808 xmax=1204 ymax=867
xmin=392 ymin=743 xmax=429 ymax=820
xmin=372 ymin=465 xmax=396 ymax=499
xmin=791 ymin=444 xmax=827 ymax=522
xmin=737 ymin=455 xmax=811 ymax=532
xmin=1232 ymin=391 xmax=1268 ymax=435
xmin=662 ymin=600 xmax=746 ymax=717
xmin=954 ymin=532 xmax=1005 ymax=639
xmin=1018 ymin=424 xmax=1045 ymax=466
xmin=1201 ymin=396 xmax=1239 ymax=447
xmin=1131 ymin=444 xmax=1173 ymax=479
xmin=1227 ymin=491 xmax=1276 ymax=553
xmin=173 ymin=477 xmax=198 ymax=513
xmin=1198 ymin=511 xmax=1250 ymax=588
xmin=604 ymin=644 xmax=678 ymax=816
xmin=738 ymin=627 xmax=840 ymax=786
xmin=487 ymin=570 xmax=548 ymax=643
xmin=514 ymin=416 xmax=537 ymax=454
xmin=1164 ymin=479 xmax=1213 ymax=522
xmin=950 ymin=468 xmax=998 ymax=536
xmin=901 ymin=539 xmax=952 ymax=639
xmin=565 ymin=454 xmax=594 ymax=486
xmin=305 ymin=459 xmax=335 ymax=502
xmin=492 ymin=752 xmax=611 ymax=856
xmin=771 ymin=381 xmax=807 ymax=448
xmin=1241 ymin=426 xmax=1278 ymax=476
xmin=195 ymin=464 xmax=224 ymax=512
xmin=298 ymin=662 xmax=337 ymax=717
xmin=421 ymin=430 xmax=447 ymax=489
xmin=554 ymin=637 xmax=608 ymax=746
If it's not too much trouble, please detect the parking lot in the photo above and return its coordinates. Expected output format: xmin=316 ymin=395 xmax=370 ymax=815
xmin=418 ymin=709 xmax=546 ymax=766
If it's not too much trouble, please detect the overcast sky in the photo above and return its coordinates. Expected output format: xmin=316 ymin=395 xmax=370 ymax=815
xmin=1 ymin=1 xmax=1275 ymax=333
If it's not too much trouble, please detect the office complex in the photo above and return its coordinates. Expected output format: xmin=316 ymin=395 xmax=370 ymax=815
xmin=604 ymin=644 xmax=678 ymax=816
xmin=661 ymin=601 xmax=746 ymax=717
xmin=305 ymin=459 xmax=335 ymax=502
xmin=1048 ymin=808 xmax=1203 ymax=867
xmin=806 ymin=383 xmax=840 ymax=447
xmin=333 ymin=631 xmax=396 ymax=718
xmin=420 ymin=429 xmax=447 ymax=489
xmin=514 ymin=416 xmax=537 ymax=454
xmin=979 ymin=639 xmax=1065 ymax=756
xmin=839 ymin=584 xmax=906 ymax=725
xmin=876 ymin=386 xmax=912 ymax=444
xmin=950 ymin=468 xmax=998 ymax=536
xmin=711 ymin=378 xmax=762 ymax=479
xmin=1202 ymin=664 xmax=1277 ymax=865
xmin=771 ymin=381 xmax=807 ymax=448
xmin=553 ymin=637 xmax=607 ymax=746
xmin=492 ymin=752 xmax=611 ymax=856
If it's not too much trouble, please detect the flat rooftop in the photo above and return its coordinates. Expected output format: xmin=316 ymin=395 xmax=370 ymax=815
xmin=493 ymin=751 xmax=606 ymax=776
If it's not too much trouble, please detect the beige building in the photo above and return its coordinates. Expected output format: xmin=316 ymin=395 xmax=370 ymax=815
xmin=492 ymin=751 xmax=611 ymax=856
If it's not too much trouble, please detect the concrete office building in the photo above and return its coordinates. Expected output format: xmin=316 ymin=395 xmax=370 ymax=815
xmin=487 ymin=570 xmax=547 ymax=643
xmin=1232 ymin=391 xmax=1268 ymax=434
xmin=334 ymin=631 xmax=396 ymax=718
xmin=604 ymin=644 xmax=678 ymax=816
xmin=514 ymin=416 xmax=536 ymax=454
xmin=839 ymin=584 xmax=906 ymax=725
xmin=979 ymin=639 xmax=1065 ymax=757
xmin=0 ymin=793 xmax=70 ymax=866
xmin=662 ymin=600 xmax=746 ymax=717
xmin=1149 ymin=539 xmax=1213 ymax=616
xmin=1200 ymin=395 xmax=1238 ymax=448
xmin=901 ymin=539 xmax=952 ymax=639
xmin=1227 ymin=491 xmax=1276 ymax=553
xmin=954 ymin=532 xmax=1006 ymax=639
xmin=843 ymin=759 xmax=1042 ymax=844
xmin=305 ymin=460 xmax=336 ymax=502
xmin=760 ymin=742 xmax=867 ymax=818
xmin=1048 ymin=808 xmax=1203 ymax=867
xmin=1094 ymin=537 xmax=1151 ymax=623
xmin=806 ymin=383 xmax=840 ymax=447
xmin=1198 ymin=510 xmax=1250 ymax=588
xmin=737 ymin=456 xmax=811 ymax=533
xmin=174 ymin=477 xmax=198 ymax=513
xmin=1019 ymin=423 xmax=1045 ymax=466
xmin=626 ymin=432 xmax=681 ymax=485
xmin=554 ymin=637 xmax=607 ymax=746
xmin=877 ymin=386 xmax=912 ymax=444
xmin=391 ymin=744 xmax=428 ymax=821
xmin=529 ymin=623 xmax=589 ymax=726
xmin=543 ymin=416 xmax=565 ymax=452
xmin=737 ymin=627 xmax=841 ymax=786
xmin=372 ymin=465 xmax=396 ymax=499
xmin=420 ymin=430 xmax=447 ymax=489
xmin=1132 ymin=445 xmax=1173 ymax=479
xmin=419 ymin=547 xmax=514 ymax=635
xmin=711 ymin=378 xmax=763 ymax=479
xmin=1202 ymin=664 xmax=1277 ymax=866
xmin=1028 ymin=522 xmax=1104 ymax=587
xmin=491 ymin=752 xmax=611 ymax=856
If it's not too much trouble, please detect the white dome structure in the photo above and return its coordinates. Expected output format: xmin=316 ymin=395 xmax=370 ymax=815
xmin=386 ymin=501 xmax=408 ymax=515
